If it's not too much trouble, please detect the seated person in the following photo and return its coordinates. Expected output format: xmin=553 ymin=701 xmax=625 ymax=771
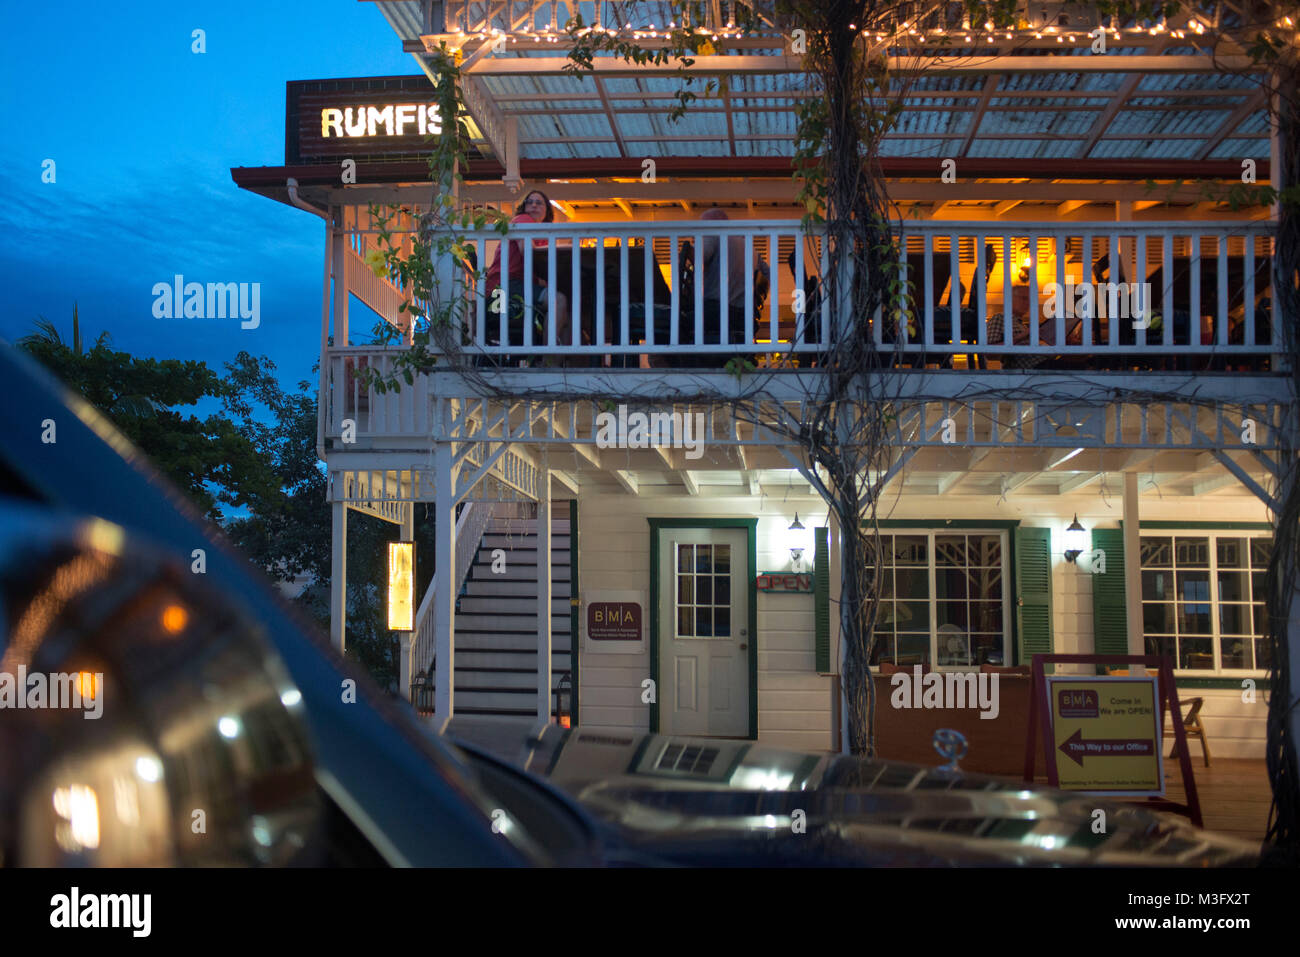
xmin=686 ymin=208 xmax=770 ymax=365
xmin=483 ymin=189 xmax=572 ymax=360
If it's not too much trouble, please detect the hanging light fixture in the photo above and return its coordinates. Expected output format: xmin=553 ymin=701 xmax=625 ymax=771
xmin=788 ymin=513 xmax=807 ymax=567
xmin=1063 ymin=515 xmax=1087 ymax=563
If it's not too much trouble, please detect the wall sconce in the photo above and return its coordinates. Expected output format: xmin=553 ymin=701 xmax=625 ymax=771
xmin=1063 ymin=515 xmax=1086 ymax=563
xmin=388 ymin=541 xmax=415 ymax=631
xmin=788 ymin=513 xmax=807 ymax=568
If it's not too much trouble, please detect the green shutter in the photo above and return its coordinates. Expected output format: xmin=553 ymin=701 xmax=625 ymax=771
xmin=1014 ymin=527 xmax=1053 ymax=664
xmin=1091 ymin=528 xmax=1128 ymax=656
xmin=814 ymin=527 xmax=830 ymax=673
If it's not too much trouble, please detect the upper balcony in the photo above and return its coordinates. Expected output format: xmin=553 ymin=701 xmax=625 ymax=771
xmin=335 ymin=214 xmax=1280 ymax=370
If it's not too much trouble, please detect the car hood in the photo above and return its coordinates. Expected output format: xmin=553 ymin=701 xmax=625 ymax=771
xmin=497 ymin=726 xmax=1261 ymax=867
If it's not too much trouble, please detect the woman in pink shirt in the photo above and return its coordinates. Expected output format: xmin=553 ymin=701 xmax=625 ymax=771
xmin=484 ymin=190 xmax=571 ymax=361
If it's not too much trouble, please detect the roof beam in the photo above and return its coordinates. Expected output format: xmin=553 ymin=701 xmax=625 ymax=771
xmin=958 ymin=75 xmax=999 ymax=158
xmin=592 ymin=76 xmax=630 ymax=159
xmin=462 ymin=54 xmax=1257 ymax=77
xmin=613 ymin=197 xmax=634 ymax=219
xmin=1057 ymin=471 xmax=1102 ymax=494
xmin=993 ymin=199 xmax=1023 ymax=216
xmin=1194 ymin=89 xmax=1268 ymax=161
xmin=745 ymin=471 xmax=761 ymax=496
xmin=682 ymin=470 xmax=702 ymax=495
xmin=1077 ymin=68 xmax=1148 ymax=160
xmin=612 ymin=470 xmax=638 ymax=495
xmin=1057 ymin=199 xmax=1089 ymax=216
xmin=551 ymin=469 xmax=580 ymax=494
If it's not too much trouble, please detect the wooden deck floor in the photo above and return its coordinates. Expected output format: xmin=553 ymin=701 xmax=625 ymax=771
xmin=1034 ymin=757 xmax=1274 ymax=843
xmin=1157 ymin=757 xmax=1274 ymax=843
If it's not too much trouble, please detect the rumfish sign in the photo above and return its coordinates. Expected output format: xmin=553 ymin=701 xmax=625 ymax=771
xmin=286 ymin=76 xmax=444 ymax=163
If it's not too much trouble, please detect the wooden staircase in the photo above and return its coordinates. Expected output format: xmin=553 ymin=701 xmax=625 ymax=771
xmin=413 ymin=505 xmax=572 ymax=720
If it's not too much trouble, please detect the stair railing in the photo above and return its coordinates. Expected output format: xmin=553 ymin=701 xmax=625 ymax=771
xmin=410 ymin=501 xmax=494 ymax=703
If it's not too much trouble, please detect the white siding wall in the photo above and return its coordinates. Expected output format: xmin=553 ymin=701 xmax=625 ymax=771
xmin=576 ymin=486 xmax=1272 ymax=758
xmin=577 ymin=493 xmax=834 ymax=751
xmin=876 ymin=491 xmax=1272 ymax=758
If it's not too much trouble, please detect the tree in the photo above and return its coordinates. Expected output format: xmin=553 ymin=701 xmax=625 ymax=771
xmin=18 ymin=310 xmax=279 ymax=523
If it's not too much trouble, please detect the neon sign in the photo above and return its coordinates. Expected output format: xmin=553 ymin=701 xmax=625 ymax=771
xmin=320 ymin=104 xmax=442 ymax=138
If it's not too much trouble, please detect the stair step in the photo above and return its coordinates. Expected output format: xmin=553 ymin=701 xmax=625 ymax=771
xmin=458 ymin=596 xmax=574 ymax=615
xmin=453 ymin=650 xmax=573 ymax=670
xmin=480 ymin=533 xmax=570 ymax=549
xmin=462 ymin=579 xmax=571 ymax=598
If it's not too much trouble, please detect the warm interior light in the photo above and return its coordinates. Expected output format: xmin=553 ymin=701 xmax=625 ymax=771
xmin=388 ymin=541 xmax=415 ymax=631
xmin=160 ymin=603 xmax=188 ymax=634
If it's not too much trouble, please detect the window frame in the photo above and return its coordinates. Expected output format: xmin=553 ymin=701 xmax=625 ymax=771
xmin=1138 ymin=528 xmax=1272 ymax=678
xmin=871 ymin=528 xmax=1013 ymax=671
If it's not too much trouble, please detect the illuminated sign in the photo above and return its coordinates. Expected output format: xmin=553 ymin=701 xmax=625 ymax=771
xmin=320 ymin=104 xmax=441 ymax=138
xmin=388 ymin=541 xmax=415 ymax=632
xmin=755 ymin=572 xmax=813 ymax=593
xmin=286 ymin=76 xmax=443 ymax=163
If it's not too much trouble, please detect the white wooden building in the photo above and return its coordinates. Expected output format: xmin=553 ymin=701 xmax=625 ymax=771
xmin=232 ymin=1 xmax=1292 ymax=762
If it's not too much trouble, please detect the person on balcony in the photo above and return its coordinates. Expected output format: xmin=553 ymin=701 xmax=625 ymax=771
xmin=483 ymin=190 xmax=573 ymax=363
xmin=689 ymin=207 xmax=770 ymax=366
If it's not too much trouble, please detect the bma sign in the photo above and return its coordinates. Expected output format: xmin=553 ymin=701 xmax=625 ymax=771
xmin=587 ymin=602 xmax=641 ymax=641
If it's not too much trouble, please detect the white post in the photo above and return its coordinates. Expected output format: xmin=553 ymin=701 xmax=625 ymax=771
xmin=330 ymin=497 xmax=348 ymax=652
xmin=1123 ymin=471 xmax=1145 ymax=676
xmin=331 ymin=222 xmax=349 ymax=346
xmin=434 ymin=442 xmax=457 ymax=730
xmin=536 ymin=468 xmax=553 ymax=732
xmin=399 ymin=502 xmax=415 ymax=700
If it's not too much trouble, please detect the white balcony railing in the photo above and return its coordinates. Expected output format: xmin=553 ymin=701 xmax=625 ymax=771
xmin=419 ymin=218 xmax=1279 ymax=363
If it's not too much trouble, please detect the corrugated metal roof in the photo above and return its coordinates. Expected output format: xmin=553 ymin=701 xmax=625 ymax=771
xmin=371 ymin=4 xmax=1273 ymax=163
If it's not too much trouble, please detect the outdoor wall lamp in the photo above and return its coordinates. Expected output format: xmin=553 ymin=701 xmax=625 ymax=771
xmin=388 ymin=541 xmax=415 ymax=631
xmin=788 ymin=513 xmax=807 ymax=568
xmin=1063 ymin=515 xmax=1087 ymax=563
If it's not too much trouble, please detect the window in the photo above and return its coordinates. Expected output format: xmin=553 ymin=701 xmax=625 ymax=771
xmin=675 ymin=543 xmax=732 ymax=639
xmin=1140 ymin=533 xmax=1271 ymax=673
xmin=868 ymin=532 xmax=1009 ymax=668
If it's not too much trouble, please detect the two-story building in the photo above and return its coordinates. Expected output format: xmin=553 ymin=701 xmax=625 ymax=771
xmin=232 ymin=1 xmax=1290 ymax=769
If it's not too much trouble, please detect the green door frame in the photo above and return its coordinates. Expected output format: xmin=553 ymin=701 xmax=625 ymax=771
xmin=647 ymin=518 xmax=759 ymax=740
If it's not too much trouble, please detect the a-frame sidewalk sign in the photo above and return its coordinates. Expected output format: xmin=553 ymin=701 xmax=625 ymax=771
xmin=1023 ymin=653 xmax=1202 ymax=828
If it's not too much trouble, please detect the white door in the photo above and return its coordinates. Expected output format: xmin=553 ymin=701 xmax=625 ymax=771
xmin=658 ymin=527 xmax=749 ymax=737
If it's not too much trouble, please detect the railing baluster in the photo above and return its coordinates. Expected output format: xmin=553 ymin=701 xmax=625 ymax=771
xmin=745 ymin=233 xmax=755 ymax=350
xmin=949 ymin=234 xmax=960 ymax=347
xmin=1001 ymin=235 xmax=1011 ymax=347
xmin=669 ymin=238 xmax=679 ymax=347
xmin=1135 ymin=233 xmax=1148 ymax=348
xmin=1108 ymin=232 xmax=1120 ymax=349
xmin=1054 ymin=232 xmax=1066 ymax=353
xmin=923 ymin=233 xmax=934 ymax=349
xmin=620 ymin=236 xmax=630 ymax=353
xmin=694 ymin=232 xmax=704 ymax=355
xmin=767 ymin=232 xmax=779 ymax=351
xmin=1162 ymin=231 xmax=1174 ymax=349
xmin=719 ymin=229 xmax=729 ymax=346
xmin=1244 ymin=232 xmax=1256 ymax=348
xmin=1080 ymin=233 xmax=1094 ymax=347
xmin=976 ymin=233 xmax=986 ymax=348
xmin=547 ymin=235 xmax=557 ymax=349
xmin=1217 ymin=234 xmax=1228 ymax=346
xmin=1190 ymin=232 xmax=1201 ymax=344
xmin=572 ymin=233 xmax=582 ymax=347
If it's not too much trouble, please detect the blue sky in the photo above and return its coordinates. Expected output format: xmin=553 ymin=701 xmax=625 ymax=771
xmin=1 ymin=1 xmax=413 ymax=393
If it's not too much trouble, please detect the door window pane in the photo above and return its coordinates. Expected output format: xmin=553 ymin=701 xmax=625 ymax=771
xmin=714 ymin=545 xmax=730 ymax=572
xmin=678 ymin=544 xmax=694 ymax=572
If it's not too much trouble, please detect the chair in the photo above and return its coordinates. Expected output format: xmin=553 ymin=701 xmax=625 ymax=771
xmin=1167 ymin=696 xmax=1211 ymax=767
